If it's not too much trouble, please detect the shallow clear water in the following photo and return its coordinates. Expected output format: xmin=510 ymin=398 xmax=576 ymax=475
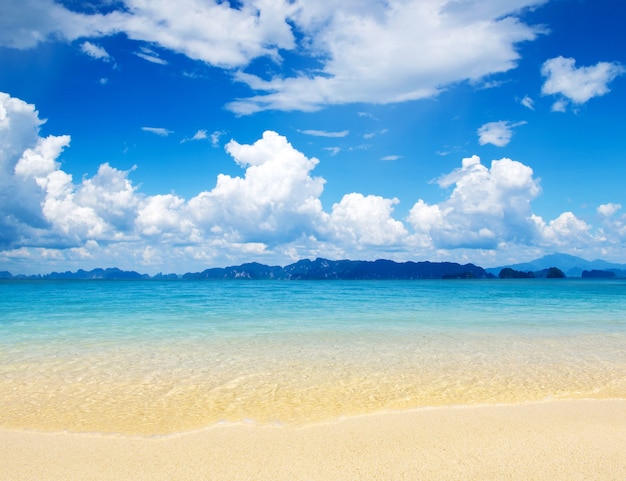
xmin=1 ymin=278 xmax=625 ymax=434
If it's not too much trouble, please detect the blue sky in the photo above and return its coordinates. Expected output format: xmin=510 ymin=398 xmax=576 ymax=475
xmin=1 ymin=0 xmax=625 ymax=275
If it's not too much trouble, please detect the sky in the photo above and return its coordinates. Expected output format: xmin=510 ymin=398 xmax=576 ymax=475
xmin=0 ymin=0 xmax=625 ymax=275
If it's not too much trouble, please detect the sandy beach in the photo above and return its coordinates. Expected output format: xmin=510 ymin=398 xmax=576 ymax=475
xmin=1 ymin=399 xmax=625 ymax=481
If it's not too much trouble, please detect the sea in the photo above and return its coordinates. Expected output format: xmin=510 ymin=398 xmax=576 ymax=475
xmin=1 ymin=278 xmax=625 ymax=435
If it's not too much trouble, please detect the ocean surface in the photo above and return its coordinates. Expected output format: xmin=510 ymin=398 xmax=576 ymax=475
xmin=1 ymin=278 xmax=625 ymax=435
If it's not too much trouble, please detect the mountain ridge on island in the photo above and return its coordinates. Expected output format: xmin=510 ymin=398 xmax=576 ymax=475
xmin=2 ymin=253 xmax=626 ymax=280
xmin=2 ymin=258 xmax=491 ymax=280
xmin=486 ymin=253 xmax=626 ymax=278
xmin=182 ymin=258 xmax=491 ymax=280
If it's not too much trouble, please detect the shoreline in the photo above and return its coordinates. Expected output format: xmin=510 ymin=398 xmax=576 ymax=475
xmin=2 ymin=399 xmax=625 ymax=481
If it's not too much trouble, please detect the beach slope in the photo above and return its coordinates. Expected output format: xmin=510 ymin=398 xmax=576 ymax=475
xmin=2 ymin=400 xmax=625 ymax=481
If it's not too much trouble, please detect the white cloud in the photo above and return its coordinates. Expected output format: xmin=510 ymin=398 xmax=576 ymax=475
xmin=531 ymin=212 xmax=592 ymax=246
xmin=358 ymin=112 xmax=378 ymax=120
xmin=0 ymin=91 xmax=44 ymax=158
xmin=596 ymin=204 xmax=626 ymax=247
xmin=80 ymin=41 xmax=111 ymax=61
xmin=187 ymin=130 xmax=328 ymax=243
xmin=550 ymin=99 xmax=568 ymax=113
xmin=477 ymin=120 xmax=526 ymax=147
xmin=136 ymin=194 xmax=188 ymax=237
xmin=381 ymin=155 xmax=402 ymax=161
xmin=181 ymin=130 xmax=208 ymax=143
xmin=0 ymin=0 xmax=296 ymax=68
xmin=135 ymin=53 xmax=167 ymax=65
xmin=520 ymin=95 xmax=534 ymax=110
xmin=323 ymin=147 xmax=341 ymax=156
xmin=541 ymin=56 xmax=625 ymax=110
xmin=141 ymin=127 xmax=173 ymax=136
xmin=298 ymin=129 xmax=349 ymax=138
xmin=329 ymin=193 xmax=408 ymax=246
xmin=407 ymin=200 xmax=443 ymax=237
xmin=0 ymin=93 xmax=143 ymax=249
xmin=120 ymin=0 xmax=296 ymax=68
xmin=0 ymin=0 xmax=117 ymax=49
xmin=228 ymin=0 xmax=546 ymax=113
xmin=597 ymin=203 xmax=621 ymax=217
xmin=2 ymin=91 xmax=623 ymax=274
xmin=135 ymin=47 xmax=168 ymax=65
xmin=14 ymin=135 xmax=70 ymax=178
xmin=191 ymin=130 xmax=207 ymax=140
xmin=364 ymin=129 xmax=387 ymax=139
xmin=1 ymin=92 xmax=64 ymax=248
xmin=37 ymin=170 xmax=106 ymax=241
xmin=74 ymin=163 xmax=139 ymax=233
xmin=210 ymin=130 xmax=226 ymax=148
xmin=1 ymin=0 xmax=549 ymax=114
xmin=408 ymin=155 xmax=542 ymax=248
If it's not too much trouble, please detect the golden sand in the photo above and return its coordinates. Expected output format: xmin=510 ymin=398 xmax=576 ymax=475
xmin=1 ymin=400 xmax=625 ymax=481
xmin=2 ymin=331 xmax=624 ymax=435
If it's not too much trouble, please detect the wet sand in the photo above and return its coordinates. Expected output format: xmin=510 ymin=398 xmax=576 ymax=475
xmin=1 ymin=399 xmax=625 ymax=481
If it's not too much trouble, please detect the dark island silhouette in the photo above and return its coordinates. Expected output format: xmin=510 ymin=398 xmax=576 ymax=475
xmin=183 ymin=258 xmax=491 ymax=280
xmin=2 ymin=253 xmax=625 ymax=280
xmin=498 ymin=267 xmax=566 ymax=279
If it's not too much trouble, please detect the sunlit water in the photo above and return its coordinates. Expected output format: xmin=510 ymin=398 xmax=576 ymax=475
xmin=1 ymin=279 xmax=625 ymax=435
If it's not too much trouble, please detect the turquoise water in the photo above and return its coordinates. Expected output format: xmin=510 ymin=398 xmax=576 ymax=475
xmin=1 ymin=279 xmax=625 ymax=434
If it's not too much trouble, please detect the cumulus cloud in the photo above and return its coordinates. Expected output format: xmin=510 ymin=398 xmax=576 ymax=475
xmin=407 ymin=155 xmax=542 ymax=248
xmin=541 ymin=56 xmax=625 ymax=110
xmin=14 ymin=134 xmax=70 ymax=178
xmin=531 ymin=212 xmax=592 ymax=246
xmin=1 ymin=92 xmax=63 ymax=248
xmin=405 ymin=155 xmax=602 ymax=255
xmin=2 ymin=91 xmax=621 ymax=274
xmin=0 ymin=92 xmax=139 ymax=250
xmin=597 ymin=203 xmax=621 ymax=217
xmin=187 ymin=131 xmax=328 ymax=243
xmin=0 ymin=92 xmax=406 ymax=269
xmin=596 ymin=204 xmax=626 ymax=247
xmin=74 ymin=163 xmax=139 ymax=233
xmin=136 ymin=194 xmax=188 ymax=237
xmin=329 ymin=193 xmax=408 ymax=246
xmin=477 ymin=120 xmax=526 ymax=147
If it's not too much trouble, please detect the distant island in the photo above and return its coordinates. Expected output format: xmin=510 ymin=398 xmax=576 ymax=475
xmin=498 ymin=267 xmax=566 ymax=279
xmin=183 ymin=258 xmax=492 ymax=280
xmin=0 ymin=267 xmax=150 ymax=281
xmin=2 ymin=253 xmax=625 ymax=280
xmin=485 ymin=253 xmax=626 ymax=278
xmin=0 ymin=259 xmax=492 ymax=281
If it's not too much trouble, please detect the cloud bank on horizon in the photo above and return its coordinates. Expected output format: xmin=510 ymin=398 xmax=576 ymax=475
xmin=1 ymin=92 xmax=623 ymax=274
xmin=0 ymin=0 xmax=625 ymax=274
